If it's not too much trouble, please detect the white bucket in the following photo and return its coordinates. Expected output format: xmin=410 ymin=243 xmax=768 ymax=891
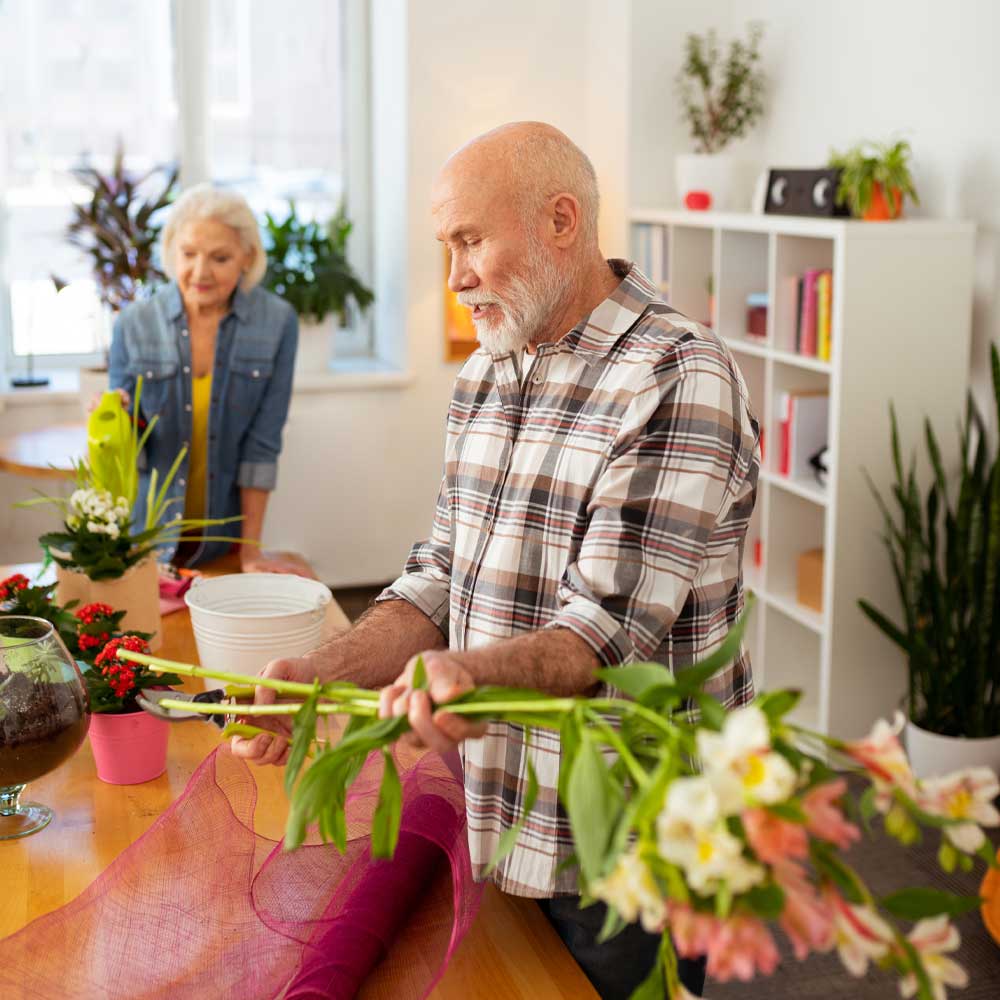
xmin=185 ymin=573 xmax=332 ymax=688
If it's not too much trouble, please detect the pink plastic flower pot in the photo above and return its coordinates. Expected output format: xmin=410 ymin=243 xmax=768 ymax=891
xmin=88 ymin=709 xmax=169 ymax=785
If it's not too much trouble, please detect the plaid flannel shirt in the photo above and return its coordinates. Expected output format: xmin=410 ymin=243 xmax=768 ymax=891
xmin=379 ymin=260 xmax=760 ymax=896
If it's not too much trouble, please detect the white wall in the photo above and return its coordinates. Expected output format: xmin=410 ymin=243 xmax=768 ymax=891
xmin=630 ymin=0 xmax=1000 ymax=403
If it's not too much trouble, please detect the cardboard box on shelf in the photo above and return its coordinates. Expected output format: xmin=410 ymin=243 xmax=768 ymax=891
xmin=797 ymin=547 xmax=824 ymax=613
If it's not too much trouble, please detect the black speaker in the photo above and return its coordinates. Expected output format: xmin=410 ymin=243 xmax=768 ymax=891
xmin=763 ymin=168 xmax=849 ymax=217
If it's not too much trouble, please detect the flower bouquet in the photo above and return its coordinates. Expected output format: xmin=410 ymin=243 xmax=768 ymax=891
xmin=117 ymin=609 xmax=999 ymax=1000
xmin=16 ymin=379 xmax=242 ymax=645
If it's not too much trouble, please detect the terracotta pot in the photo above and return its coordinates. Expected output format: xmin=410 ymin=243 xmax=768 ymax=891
xmin=88 ymin=708 xmax=169 ymax=784
xmin=55 ymin=557 xmax=162 ymax=651
xmin=863 ymin=182 xmax=904 ymax=221
xmin=904 ymin=717 xmax=1000 ymax=779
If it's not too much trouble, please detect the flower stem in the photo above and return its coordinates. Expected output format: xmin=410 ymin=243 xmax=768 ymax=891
xmin=156 ymin=698 xmax=377 ymax=717
xmin=586 ymin=709 xmax=649 ymax=789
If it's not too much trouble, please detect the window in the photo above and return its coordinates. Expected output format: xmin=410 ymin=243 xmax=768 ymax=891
xmin=0 ymin=0 xmax=370 ymax=372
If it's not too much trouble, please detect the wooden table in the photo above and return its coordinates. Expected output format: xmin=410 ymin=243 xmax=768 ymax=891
xmin=0 ymin=423 xmax=87 ymax=479
xmin=0 ymin=559 xmax=596 ymax=999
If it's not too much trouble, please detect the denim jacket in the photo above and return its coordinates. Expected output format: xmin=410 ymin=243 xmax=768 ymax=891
xmin=109 ymin=282 xmax=298 ymax=565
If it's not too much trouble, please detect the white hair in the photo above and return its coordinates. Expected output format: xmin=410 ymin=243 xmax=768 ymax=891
xmin=159 ymin=183 xmax=267 ymax=290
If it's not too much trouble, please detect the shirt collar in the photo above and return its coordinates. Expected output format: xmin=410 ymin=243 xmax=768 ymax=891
xmin=165 ymin=281 xmax=253 ymax=324
xmin=553 ymin=259 xmax=658 ymax=365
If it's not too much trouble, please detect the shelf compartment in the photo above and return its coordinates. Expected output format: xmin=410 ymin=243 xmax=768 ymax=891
xmin=762 ymin=470 xmax=828 ymax=508
xmin=718 ymin=229 xmax=770 ymax=348
xmin=772 ymin=234 xmax=834 ymax=357
xmin=765 ymin=486 xmax=826 ymax=626
xmin=760 ymin=606 xmax=822 ymax=728
xmin=668 ymin=226 xmax=714 ymax=327
xmin=768 ymin=359 xmax=830 ymax=481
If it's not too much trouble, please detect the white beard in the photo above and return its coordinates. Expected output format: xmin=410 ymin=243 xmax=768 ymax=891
xmin=458 ymin=241 xmax=575 ymax=356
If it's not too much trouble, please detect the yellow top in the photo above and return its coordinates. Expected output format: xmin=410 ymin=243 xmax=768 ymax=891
xmin=183 ymin=374 xmax=212 ymax=522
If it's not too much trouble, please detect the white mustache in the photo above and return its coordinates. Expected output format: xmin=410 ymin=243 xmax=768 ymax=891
xmin=457 ymin=293 xmax=500 ymax=308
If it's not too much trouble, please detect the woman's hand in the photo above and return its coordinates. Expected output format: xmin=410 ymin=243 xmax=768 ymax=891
xmin=379 ymin=651 xmax=487 ymax=754
xmin=240 ymin=549 xmax=319 ymax=579
xmin=87 ymin=387 xmax=131 ymax=413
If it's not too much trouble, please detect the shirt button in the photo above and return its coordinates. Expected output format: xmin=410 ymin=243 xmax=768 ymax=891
xmin=181 ymin=329 xmax=189 ymax=338
xmin=145 ymin=370 xmax=153 ymax=378
xmin=182 ymin=440 xmax=189 ymax=448
xmin=183 ymin=365 xmax=190 ymax=374
xmin=185 ymin=403 xmax=192 ymax=412
xmin=252 ymin=369 xmax=260 ymax=378
xmin=179 ymin=478 xmax=187 ymax=487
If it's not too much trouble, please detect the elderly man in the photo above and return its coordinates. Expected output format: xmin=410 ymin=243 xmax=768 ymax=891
xmin=233 ymin=122 xmax=760 ymax=999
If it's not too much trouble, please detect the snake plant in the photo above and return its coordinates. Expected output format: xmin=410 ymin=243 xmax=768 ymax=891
xmin=859 ymin=345 xmax=1000 ymax=738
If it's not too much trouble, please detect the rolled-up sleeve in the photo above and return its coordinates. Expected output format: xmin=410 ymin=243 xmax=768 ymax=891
xmin=545 ymin=351 xmax=751 ymax=667
xmin=376 ymin=472 xmax=453 ymax=633
xmin=237 ymin=307 xmax=298 ymax=490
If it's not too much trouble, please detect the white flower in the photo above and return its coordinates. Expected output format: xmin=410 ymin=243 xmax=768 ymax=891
xmin=828 ymin=892 xmax=894 ymax=977
xmin=899 ymin=915 xmax=968 ymax=1000
xmin=105 ymin=522 xmax=120 ymax=540
xmin=656 ymin=777 xmax=764 ymax=895
xmin=918 ymin=767 xmax=1000 ymax=852
xmin=697 ymin=706 xmax=798 ymax=811
xmin=590 ymin=848 xmax=666 ymax=933
xmin=86 ymin=520 xmax=104 ymax=534
xmin=844 ymin=712 xmax=917 ymax=811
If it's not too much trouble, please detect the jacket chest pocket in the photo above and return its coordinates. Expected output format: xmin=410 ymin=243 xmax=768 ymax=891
xmin=229 ymin=356 xmax=273 ymax=414
xmin=132 ymin=361 xmax=178 ymax=421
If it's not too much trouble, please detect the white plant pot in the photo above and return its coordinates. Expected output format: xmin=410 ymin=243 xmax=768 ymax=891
xmin=904 ymin=717 xmax=1000 ymax=779
xmin=295 ymin=315 xmax=340 ymax=374
xmin=675 ymin=153 xmax=738 ymax=212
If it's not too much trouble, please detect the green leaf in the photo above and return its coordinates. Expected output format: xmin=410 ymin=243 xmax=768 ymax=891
xmin=880 ymin=888 xmax=982 ymax=921
xmin=485 ymin=752 xmax=539 ymax=876
xmin=756 ymin=689 xmax=802 ymax=722
xmin=371 ymin=750 xmax=403 ymax=859
xmin=596 ymin=903 xmax=629 ymax=944
xmin=567 ymin=733 xmax=622 ymax=885
xmin=766 ymin=800 xmax=806 ymax=823
xmin=595 ymin=662 xmax=674 ymax=699
xmin=411 ymin=655 xmax=427 ymax=692
xmin=285 ymin=682 xmax=320 ymax=796
xmin=693 ymin=692 xmax=726 ymax=730
xmin=220 ymin=722 xmax=273 ymax=741
xmin=672 ymin=600 xmax=753 ymax=695
xmin=628 ymin=950 xmax=667 ymax=1000
xmin=743 ymin=883 xmax=786 ymax=920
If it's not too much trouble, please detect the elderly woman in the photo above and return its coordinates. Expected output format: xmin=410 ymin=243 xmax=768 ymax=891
xmin=109 ymin=184 xmax=300 ymax=573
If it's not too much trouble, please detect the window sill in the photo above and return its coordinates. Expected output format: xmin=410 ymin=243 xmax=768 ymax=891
xmin=0 ymin=369 xmax=82 ymax=406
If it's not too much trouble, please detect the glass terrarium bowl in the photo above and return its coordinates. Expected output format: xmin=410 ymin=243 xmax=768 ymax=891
xmin=0 ymin=616 xmax=90 ymax=839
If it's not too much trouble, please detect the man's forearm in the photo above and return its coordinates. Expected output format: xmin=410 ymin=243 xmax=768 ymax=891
xmin=459 ymin=627 xmax=601 ymax=697
xmin=301 ymin=597 xmax=447 ymax=689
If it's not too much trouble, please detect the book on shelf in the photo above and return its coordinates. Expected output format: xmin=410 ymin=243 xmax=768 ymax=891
xmin=816 ymin=270 xmax=832 ymax=361
xmin=777 ymin=389 xmax=829 ymax=483
xmin=631 ymin=222 xmax=669 ymax=295
xmin=793 ymin=268 xmax=833 ymax=359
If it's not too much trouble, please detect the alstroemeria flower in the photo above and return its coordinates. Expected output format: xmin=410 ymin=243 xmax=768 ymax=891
xmin=843 ymin=712 xmax=917 ymax=810
xmin=826 ymin=887 xmax=894 ymax=976
xmin=772 ymin=860 xmax=835 ymax=959
xmin=917 ymin=767 xmax=1000 ymax=852
xmin=742 ymin=807 xmax=809 ymax=865
xmin=899 ymin=915 xmax=968 ymax=1000
xmin=697 ymin=706 xmax=798 ymax=812
xmin=704 ymin=912 xmax=781 ymax=982
xmin=802 ymin=779 xmax=861 ymax=850
xmin=590 ymin=848 xmax=666 ymax=933
xmin=657 ymin=777 xmax=764 ymax=895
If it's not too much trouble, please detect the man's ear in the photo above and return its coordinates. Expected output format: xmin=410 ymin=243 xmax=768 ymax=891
xmin=549 ymin=193 xmax=581 ymax=249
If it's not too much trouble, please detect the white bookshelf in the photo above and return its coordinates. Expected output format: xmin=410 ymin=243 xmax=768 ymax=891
xmin=630 ymin=209 xmax=976 ymax=739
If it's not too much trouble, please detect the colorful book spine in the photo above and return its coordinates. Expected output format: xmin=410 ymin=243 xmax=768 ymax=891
xmin=817 ymin=270 xmax=832 ymax=361
xmin=800 ymin=269 xmax=821 ymax=356
xmin=794 ymin=277 xmax=804 ymax=353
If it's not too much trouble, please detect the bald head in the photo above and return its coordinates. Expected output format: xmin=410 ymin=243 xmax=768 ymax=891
xmin=434 ymin=122 xmax=600 ymax=247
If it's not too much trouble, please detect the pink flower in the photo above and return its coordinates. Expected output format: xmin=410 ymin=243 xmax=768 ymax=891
xmin=667 ymin=904 xmax=780 ymax=982
xmin=742 ymin=807 xmax=809 ymax=865
xmin=772 ymin=860 xmax=835 ymax=960
xmin=900 ymin=915 xmax=968 ymax=1000
xmin=843 ymin=712 xmax=917 ymax=810
xmin=802 ymin=779 xmax=861 ymax=850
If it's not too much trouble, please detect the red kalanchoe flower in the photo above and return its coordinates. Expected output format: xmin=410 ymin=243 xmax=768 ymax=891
xmin=0 ymin=573 xmax=30 ymax=601
xmin=78 ymin=632 xmax=110 ymax=651
xmin=76 ymin=602 xmax=116 ymax=625
xmin=95 ymin=635 xmax=151 ymax=699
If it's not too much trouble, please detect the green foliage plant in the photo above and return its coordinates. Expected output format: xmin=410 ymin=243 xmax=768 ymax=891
xmin=828 ymin=139 xmax=919 ymax=219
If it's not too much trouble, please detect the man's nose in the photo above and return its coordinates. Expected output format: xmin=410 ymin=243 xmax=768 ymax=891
xmin=447 ymin=251 xmax=478 ymax=294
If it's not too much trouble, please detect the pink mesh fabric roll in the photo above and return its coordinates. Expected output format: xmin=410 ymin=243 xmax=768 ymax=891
xmin=0 ymin=745 xmax=482 ymax=999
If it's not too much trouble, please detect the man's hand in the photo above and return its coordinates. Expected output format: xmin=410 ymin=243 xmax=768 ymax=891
xmin=379 ymin=650 xmax=488 ymax=754
xmin=230 ymin=656 xmax=326 ymax=766
xmin=87 ymin=387 xmax=130 ymax=413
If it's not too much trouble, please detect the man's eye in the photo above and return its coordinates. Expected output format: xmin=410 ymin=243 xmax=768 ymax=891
xmin=465 ymin=239 xmax=480 ymax=248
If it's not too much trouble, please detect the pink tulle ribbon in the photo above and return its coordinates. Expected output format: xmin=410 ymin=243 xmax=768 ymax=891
xmin=0 ymin=745 xmax=481 ymax=999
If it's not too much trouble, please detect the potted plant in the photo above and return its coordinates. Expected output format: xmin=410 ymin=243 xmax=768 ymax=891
xmin=55 ymin=144 xmax=178 ymax=406
xmin=674 ymin=22 xmax=765 ymax=211
xmin=261 ymin=203 xmax=374 ymax=370
xmin=828 ymin=139 xmax=919 ymax=220
xmin=15 ymin=379 xmax=241 ymax=648
xmin=859 ymin=344 xmax=1000 ymax=776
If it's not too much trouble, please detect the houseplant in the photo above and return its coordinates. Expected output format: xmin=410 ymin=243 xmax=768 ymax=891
xmin=56 ymin=144 xmax=178 ymax=404
xmin=859 ymin=344 xmax=1000 ymax=775
xmin=16 ymin=379 xmax=241 ymax=648
xmin=674 ymin=22 xmax=765 ymax=211
xmin=828 ymin=139 xmax=919 ymax=220
xmin=262 ymin=203 xmax=374 ymax=369
xmin=122 ymin=609 xmax=999 ymax=1000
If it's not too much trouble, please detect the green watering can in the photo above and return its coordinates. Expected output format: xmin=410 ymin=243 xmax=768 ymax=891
xmin=87 ymin=390 xmax=133 ymax=502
